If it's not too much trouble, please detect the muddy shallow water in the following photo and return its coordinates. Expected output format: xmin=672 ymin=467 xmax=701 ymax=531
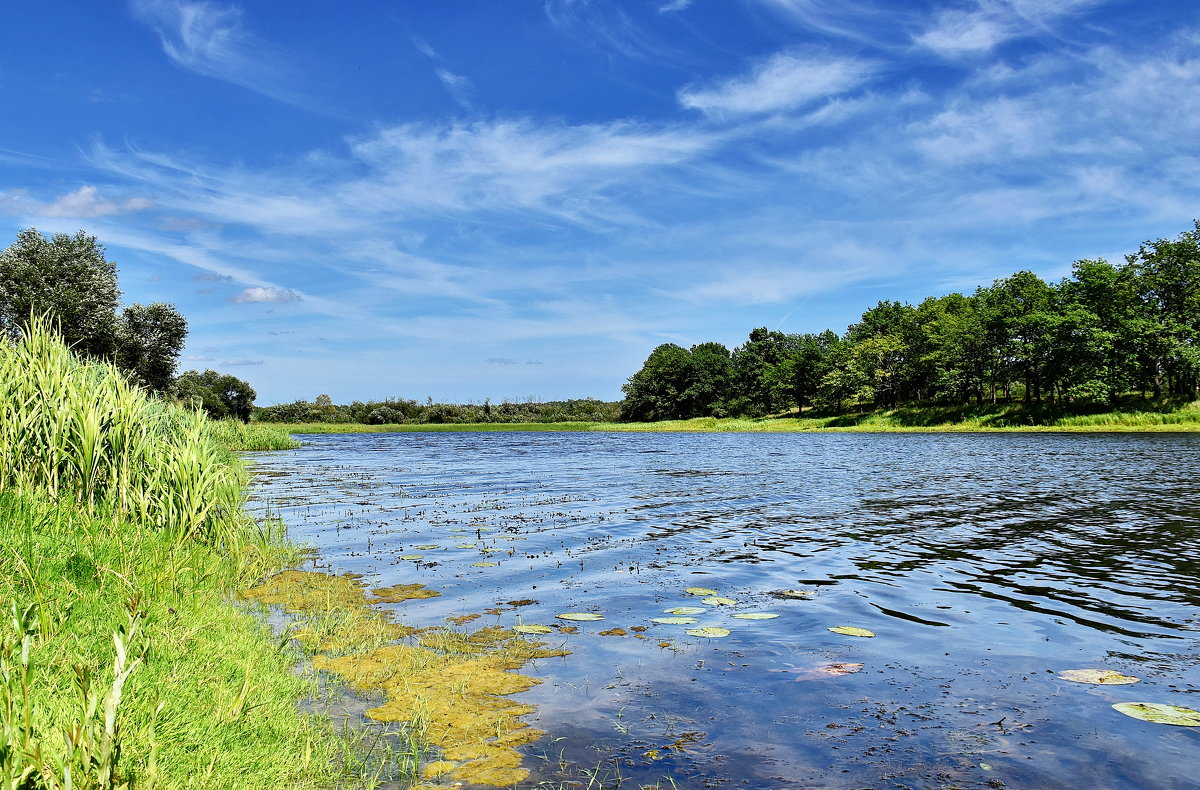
xmin=245 ymin=431 xmax=1200 ymax=790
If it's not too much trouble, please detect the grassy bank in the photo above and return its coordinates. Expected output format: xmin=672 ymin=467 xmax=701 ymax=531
xmin=257 ymin=400 xmax=1200 ymax=435
xmin=0 ymin=324 xmax=365 ymax=788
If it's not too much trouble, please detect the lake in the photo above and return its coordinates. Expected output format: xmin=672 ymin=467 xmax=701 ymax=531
xmin=245 ymin=431 xmax=1200 ymax=790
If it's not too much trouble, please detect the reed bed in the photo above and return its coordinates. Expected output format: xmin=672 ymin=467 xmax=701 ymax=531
xmin=0 ymin=323 xmax=379 ymax=788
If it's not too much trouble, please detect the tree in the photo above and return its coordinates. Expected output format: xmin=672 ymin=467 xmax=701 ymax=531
xmin=116 ymin=303 xmax=188 ymax=393
xmin=682 ymin=342 xmax=733 ymax=417
xmin=621 ymin=343 xmax=693 ymax=421
xmin=0 ymin=228 xmax=120 ymax=358
xmin=1127 ymin=222 xmax=1200 ymax=396
xmin=729 ymin=328 xmax=799 ymax=416
xmin=173 ymin=370 xmax=257 ymax=422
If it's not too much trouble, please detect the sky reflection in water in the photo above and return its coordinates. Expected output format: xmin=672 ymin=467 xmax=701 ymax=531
xmin=246 ymin=432 xmax=1200 ymax=790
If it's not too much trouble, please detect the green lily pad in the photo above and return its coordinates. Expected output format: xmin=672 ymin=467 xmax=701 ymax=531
xmin=653 ymin=616 xmax=699 ymax=625
xmin=472 ymin=561 xmax=497 ymax=567
xmin=665 ymin=606 xmax=706 ymax=615
xmin=828 ymin=626 xmax=875 ymax=638
xmin=413 ymin=544 xmax=440 ymax=550
xmin=731 ymin=613 xmax=779 ymax=620
xmin=555 ymin=612 xmax=604 ymax=621
xmin=456 ymin=543 xmax=477 ymax=548
xmin=701 ymin=596 xmax=736 ymax=606
xmin=685 ymin=587 xmax=718 ymax=596
xmin=398 ymin=554 xmax=424 ymax=560
xmin=1112 ymin=702 xmax=1200 ymax=726
xmin=686 ymin=626 xmax=731 ymax=638
xmin=512 ymin=624 xmax=554 ymax=635
xmin=1059 ymin=669 xmax=1140 ymax=685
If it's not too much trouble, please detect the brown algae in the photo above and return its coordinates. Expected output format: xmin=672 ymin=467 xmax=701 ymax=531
xmin=244 ymin=570 xmax=569 ymax=786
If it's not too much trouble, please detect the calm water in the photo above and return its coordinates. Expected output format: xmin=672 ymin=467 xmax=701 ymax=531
xmin=246 ymin=431 xmax=1200 ymax=790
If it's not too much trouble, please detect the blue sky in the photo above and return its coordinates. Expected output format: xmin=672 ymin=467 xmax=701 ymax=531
xmin=2 ymin=1 xmax=1198 ymax=404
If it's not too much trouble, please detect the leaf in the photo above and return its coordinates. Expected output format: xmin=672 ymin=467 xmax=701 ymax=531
xmin=770 ymin=589 xmax=817 ymax=599
xmin=1059 ymin=669 xmax=1139 ymax=685
xmin=398 ymin=554 xmax=424 ymax=560
xmin=1112 ymin=702 xmax=1200 ymax=726
xmin=828 ymin=626 xmax=875 ymax=638
xmin=652 ymin=616 xmax=699 ymax=625
xmin=664 ymin=607 xmax=706 ymax=615
xmin=472 ymin=561 xmax=497 ymax=567
xmin=685 ymin=626 xmax=730 ymax=638
xmin=413 ymin=544 xmax=440 ymax=550
xmin=512 ymin=625 xmax=554 ymax=635
xmin=731 ymin=613 xmax=779 ymax=620
xmin=456 ymin=543 xmax=477 ymax=549
xmin=555 ymin=612 xmax=604 ymax=621
xmin=701 ymin=596 xmax=736 ymax=606
xmin=685 ymin=587 xmax=718 ymax=596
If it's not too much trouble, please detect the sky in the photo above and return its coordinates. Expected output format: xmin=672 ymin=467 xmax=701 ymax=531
xmin=2 ymin=0 xmax=1198 ymax=404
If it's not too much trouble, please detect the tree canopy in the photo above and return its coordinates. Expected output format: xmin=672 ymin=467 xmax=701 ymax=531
xmin=621 ymin=222 xmax=1200 ymax=420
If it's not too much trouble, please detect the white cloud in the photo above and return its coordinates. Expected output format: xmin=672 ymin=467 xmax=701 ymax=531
xmin=38 ymin=186 xmax=153 ymax=218
xmin=129 ymin=0 xmax=310 ymax=108
xmin=678 ymin=51 xmax=876 ymax=116
xmin=232 ymin=286 xmax=302 ymax=304
xmin=914 ymin=0 xmax=1106 ymax=56
xmin=658 ymin=0 xmax=694 ymax=13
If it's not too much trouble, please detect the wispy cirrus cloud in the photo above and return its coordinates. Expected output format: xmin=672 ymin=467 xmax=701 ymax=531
xmin=678 ymin=51 xmax=877 ymax=116
xmin=914 ymin=0 xmax=1107 ymax=56
xmin=129 ymin=0 xmax=312 ymax=108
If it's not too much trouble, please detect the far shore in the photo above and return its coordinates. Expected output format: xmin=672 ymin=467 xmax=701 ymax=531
xmin=256 ymin=402 xmax=1200 ymax=435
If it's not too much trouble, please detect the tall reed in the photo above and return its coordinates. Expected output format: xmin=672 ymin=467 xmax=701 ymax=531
xmin=0 ymin=319 xmax=242 ymax=542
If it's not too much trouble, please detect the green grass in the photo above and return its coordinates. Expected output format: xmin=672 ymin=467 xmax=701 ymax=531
xmin=207 ymin=420 xmax=303 ymax=450
xmin=259 ymin=400 xmax=1200 ymax=435
xmin=0 ymin=322 xmax=390 ymax=789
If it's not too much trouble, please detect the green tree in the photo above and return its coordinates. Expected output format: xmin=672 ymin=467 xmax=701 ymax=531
xmin=729 ymin=328 xmax=799 ymax=416
xmin=621 ymin=343 xmax=693 ymax=421
xmin=173 ymin=370 xmax=257 ymax=422
xmin=0 ymin=228 xmax=120 ymax=358
xmin=116 ymin=302 xmax=188 ymax=393
xmin=682 ymin=342 xmax=733 ymax=417
xmin=1127 ymin=221 xmax=1200 ymax=396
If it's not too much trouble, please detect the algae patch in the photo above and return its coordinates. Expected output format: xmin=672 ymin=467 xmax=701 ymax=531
xmin=244 ymin=569 xmax=569 ymax=787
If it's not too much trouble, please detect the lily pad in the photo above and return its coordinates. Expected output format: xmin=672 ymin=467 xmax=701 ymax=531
xmin=702 ymin=596 xmax=736 ymax=606
xmin=1059 ymin=669 xmax=1140 ymax=685
xmin=770 ymin=589 xmax=816 ymax=599
xmin=1112 ymin=702 xmax=1200 ymax=726
xmin=397 ymin=554 xmax=424 ymax=561
xmin=685 ymin=587 xmax=718 ymax=596
xmin=686 ymin=626 xmax=731 ymax=638
xmin=652 ymin=616 xmax=699 ymax=625
xmin=512 ymin=624 xmax=554 ymax=635
xmin=731 ymin=613 xmax=779 ymax=620
xmin=828 ymin=626 xmax=875 ymax=638
xmin=456 ymin=543 xmax=477 ymax=549
xmin=555 ymin=612 xmax=604 ymax=621
xmin=413 ymin=544 xmax=440 ymax=550
xmin=665 ymin=606 xmax=706 ymax=615
xmin=472 ymin=561 xmax=497 ymax=567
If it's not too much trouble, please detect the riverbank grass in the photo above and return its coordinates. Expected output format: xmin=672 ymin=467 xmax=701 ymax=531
xmin=0 ymin=322 xmax=366 ymax=788
xmin=256 ymin=398 xmax=1200 ymax=434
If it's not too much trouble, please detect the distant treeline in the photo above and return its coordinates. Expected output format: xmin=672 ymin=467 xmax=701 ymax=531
xmin=255 ymin=395 xmax=622 ymax=424
xmin=622 ymin=222 xmax=1200 ymax=421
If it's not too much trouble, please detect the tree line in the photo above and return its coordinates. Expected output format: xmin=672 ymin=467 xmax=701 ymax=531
xmin=622 ymin=222 xmax=1200 ymax=421
xmin=0 ymin=228 xmax=256 ymax=420
xmin=255 ymin=395 xmax=621 ymax=424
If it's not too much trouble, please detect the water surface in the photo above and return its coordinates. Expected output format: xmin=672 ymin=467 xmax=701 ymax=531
xmin=247 ymin=431 xmax=1200 ymax=789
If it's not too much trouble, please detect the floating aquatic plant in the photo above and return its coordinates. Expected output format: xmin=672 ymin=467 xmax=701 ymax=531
xmin=664 ymin=606 xmax=706 ymax=615
xmin=652 ymin=616 xmax=699 ymax=625
xmin=512 ymin=625 xmax=554 ymax=635
xmin=555 ymin=613 xmax=604 ymax=621
xmin=701 ymin=596 xmax=736 ymax=606
xmin=685 ymin=626 xmax=730 ymax=638
xmin=685 ymin=587 xmax=718 ymax=596
xmin=1059 ymin=669 xmax=1139 ymax=685
xmin=1111 ymin=702 xmax=1200 ymax=726
xmin=828 ymin=626 xmax=875 ymax=638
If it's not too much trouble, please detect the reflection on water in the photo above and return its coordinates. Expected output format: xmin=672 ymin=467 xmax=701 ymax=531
xmin=246 ymin=432 xmax=1200 ymax=790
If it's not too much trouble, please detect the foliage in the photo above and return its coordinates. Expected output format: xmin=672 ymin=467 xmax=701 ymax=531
xmin=174 ymin=369 xmax=257 ymax=423
xmin=620 ymin=222 xmax=1200 ymax=420
xmin=0 ymin=325 xmax=375 ymax=788
xmin=0 ymin=228 xmax=193 ymax=394
xmin=256 ymin=396 xmax=621 ymax=425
